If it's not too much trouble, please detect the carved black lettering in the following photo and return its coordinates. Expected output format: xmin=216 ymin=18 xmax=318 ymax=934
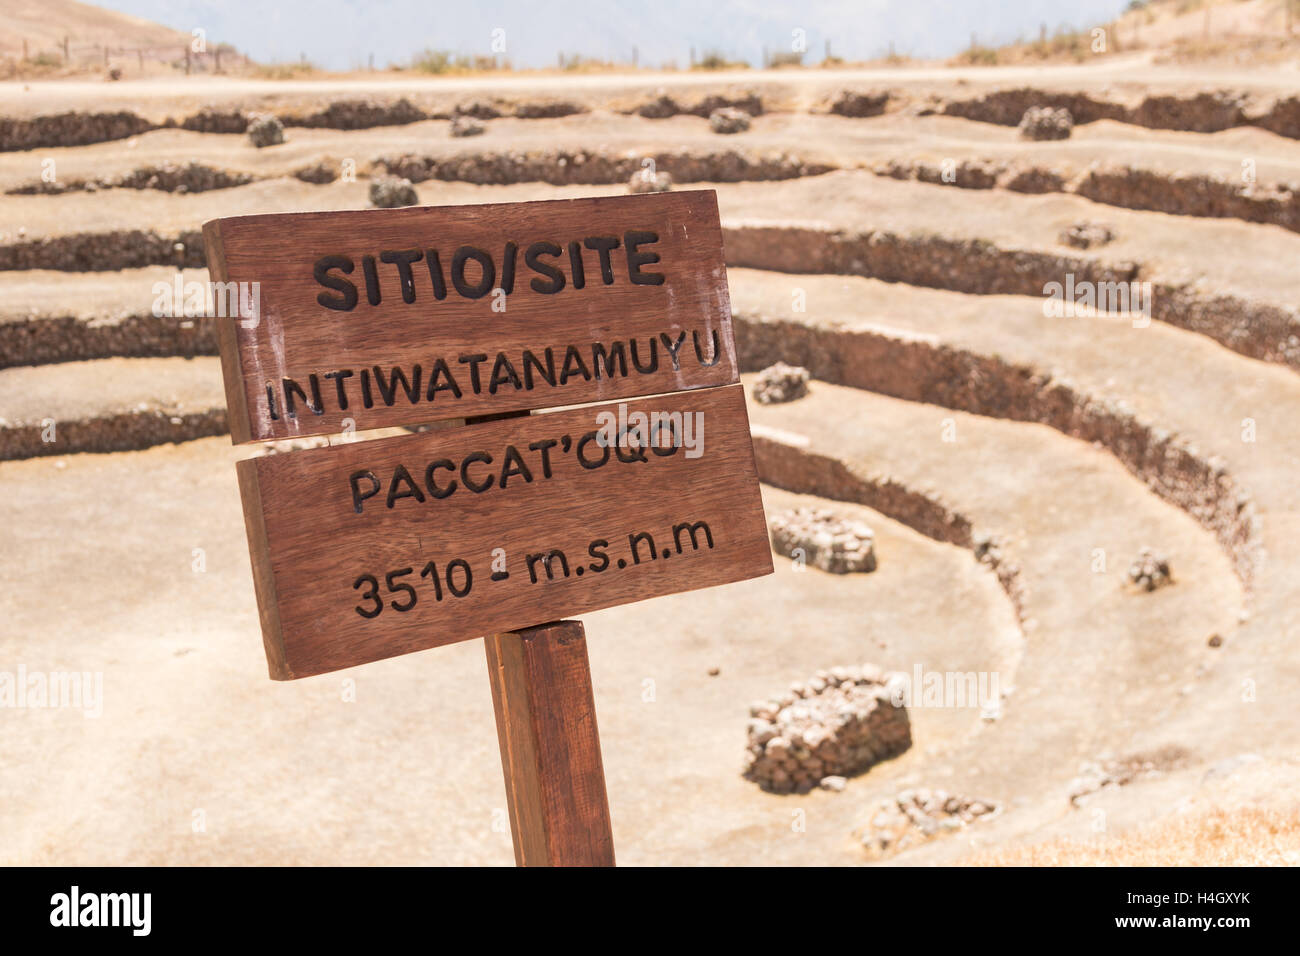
xmin=281 ymin=377 xmax=313 ymax=419
xmin=324 ymin=369 xmax=353 ymax=410
xmin=660 ymin=330 xmax=687 ymax=370
xmin=499 ymin=444 xmax=533 ymax=488
xmin=522 ymin=348 xmax=556 ymax=389
xmin=424 ymin=459 xmax=457 ymax=499
xmin=628 ymin=530 xmax=658 ymax=564
xmin=380 ymin=249 xmax=423 ymax=304
xmin=673 ymin=520 xmax=714 ymax=552
xmin=630 ymin=337 xmax=659 ymax=374
xmin=525 ymin=241 xmax=565 ymax=294
xmin=567 ymin=241 xmax=586 ymax=290
xmin=625 ymin=230 xmax=664 ymax=285
xmin=693 ymin=327 xmax=723 ymax=367
xmin=426 ymin=358 xmax=462 ymax=400
xmin=446 ymin=558 xmax=473 ymax=597
xmin=528 ymin=437 xmax=558 ymax=478
xmin=360 ymin=367 xmax=374 ymax=408
xmin=451 ymin=245 xmax=495 ymax=299
xmin=349 ymin=470 xmax=380 ymax=513
xmin=461 ymin=451 xmax=494 ymax=493
xmin=314 ymin=255 xmax=357 ymax=311
xmin=425 ymin=248 xmax=447 ymax=300
xmin=458 ymin=353 xmax=488 ymax=394
xmin=488 ymin=353 xmax=523 ymax=394
xmin=500 ymin=241 xmax=518 ymax=295
xmin=560 ymin=345 xmax=592 ymax=385
xmin=386 ymin=464 xmax=425 ymax=508
xmin=372 ymin=364 xmax=422 ymax=406
xmin=587 ymin=538 xmax=610 ymax=572
xmin=583 ymin=236 xmax=619 ymax=284
xmin=361 ymin=254 xmax=381 ymax=306
xmin=526 ymin=549 xmax=570 ymax=583
xmin=592 ymin=341 xmax=627 ymax=379
xmin=306 ymin=373 xmax=325 ymax=416
xmin=575 ymin=430 xmax=609 ymax=470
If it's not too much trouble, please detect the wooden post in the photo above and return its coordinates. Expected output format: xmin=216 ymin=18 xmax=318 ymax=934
xmin=485 ymin=621 xmax=615 ymax=867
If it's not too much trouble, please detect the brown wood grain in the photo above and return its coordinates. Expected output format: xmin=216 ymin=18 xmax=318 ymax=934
xmin=204 ymin=191 xmax=737 ymax=443
xmin=486 ymin=621 xmax=614 ymax=867
xmin=237 ymin=384 xmax=771 ymax=679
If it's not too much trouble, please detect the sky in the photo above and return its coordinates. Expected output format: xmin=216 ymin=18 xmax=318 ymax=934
xmin=101 ymin=0 xmax=1131 ymax=71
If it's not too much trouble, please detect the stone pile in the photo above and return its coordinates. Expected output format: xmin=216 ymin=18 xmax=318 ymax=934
xmin=743 ymin=666 xmax=910 ymax=793
xmin=769 ymin=508 xmax=877 ymax=574
xmin=1059 ymin=221 xmax=1116 ymax=249
xmin=1019 ymin=106 xmax=1073 ymax=140
xmin=8 ymin=162 xmax=252 ymax=195
xmin=455 ymin=99 xmax=503 ymax=120
xmin=752 ymin=361 xmax=809 ymax=404
xmin=1068 ymin=747 xmax=1189 ymax=805
xmin=828 ymin=90 xmax=891 ymax=117
xmin=181 ymin=108 xmax=248 ymax=134
xmin=294 ymin=161 xmax=339 ymax=184
xmin=369 ymin=176 xmax=418 ymax=208
xmin=246 ymin=114 xmax=284 ymax=148
xmin=628 ymin=168 xmax=672 ymax=193
xmin=378 ymin=148 xmax=828 ymax=187
xmin=1128 ymin=547 xmax=1173 ymax=591
xmin=450 ymin=115 xmax=486 ymax=138
xmin=860 ymin=789 xmax=999 ymax=856
xmin=292 ymin=97 xmax=425 ymax=129
xmin=709 ymin=107 xmax=751 ymax=134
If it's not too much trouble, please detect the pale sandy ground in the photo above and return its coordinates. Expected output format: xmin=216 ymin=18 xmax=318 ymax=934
xmin=7 ymin=55 xmax=1300 ymax=121
xmin=2 ymin=60 xmax=1299 ymax=865
xmin=6 ymin=113 xmax=1300 ymax=195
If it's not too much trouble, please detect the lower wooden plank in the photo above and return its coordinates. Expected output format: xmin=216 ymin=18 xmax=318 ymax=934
xmin=235 ymin=383 xmax=771 ymax=679
xmin=486 ymin=621 xmax=614 ymax=867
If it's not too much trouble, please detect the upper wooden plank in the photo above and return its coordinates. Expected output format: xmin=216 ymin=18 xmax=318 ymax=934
xmin=203 ymin=191 xmax=737 ymax=443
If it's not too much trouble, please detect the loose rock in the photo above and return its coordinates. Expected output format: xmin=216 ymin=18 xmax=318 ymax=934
xmin=859 ymin=789 xmax=999 ymax=857
xmin=450 ymin=115 xmax=486 ymax=138
xmin=1059 ymin=221 xmax=1116 ymax=249
xmin=1018 ymin=106 xmax=1073 ymax=141
xmin=828 ymin=90 xmax=890 ymax=118
xmin=752 ymin=362 xmax=809 ymax=404
xmin=1128 ymin=547 xmax=1173 ymax=591
xmin=1068 ymin=747 xmax=1189 ymax=805
xmin=628 ymin=168 xmax=672 ymax=193
xmin=769 ymin=507 xmax=877 ymax=574
xmin=709 ymin=107 xmax=751 ymax=135
xmin=369 ymin=176 xmax=418 ymax=208
xmin=294 ymin=160 xmax=339 ymax=184
xmin=246 ymin=114 xmax=285 ymax=148
xmin=743 ymin=666 xmax=909 ymax=793
xmin=636 ymin=94 xmax=679 ymax=119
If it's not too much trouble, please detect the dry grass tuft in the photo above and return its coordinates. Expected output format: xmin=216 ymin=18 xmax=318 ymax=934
xmin=965 ymin=806 xmax=1300 ymax=866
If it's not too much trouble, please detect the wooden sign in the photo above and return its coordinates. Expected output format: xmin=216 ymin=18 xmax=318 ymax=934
xmin=207 ymin=192 xmax=771 ymax=866
xmin=205 ymin=191 xmax=738 ymax=443
xmin=237 ymin=386 xmax=770 ymax=678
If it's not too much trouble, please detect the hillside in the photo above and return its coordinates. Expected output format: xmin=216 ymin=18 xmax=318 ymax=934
xmin=962 ymin=0 xmax=1300 ymax=66
xmin=0 ymin=0 xmax=236 ymax=75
